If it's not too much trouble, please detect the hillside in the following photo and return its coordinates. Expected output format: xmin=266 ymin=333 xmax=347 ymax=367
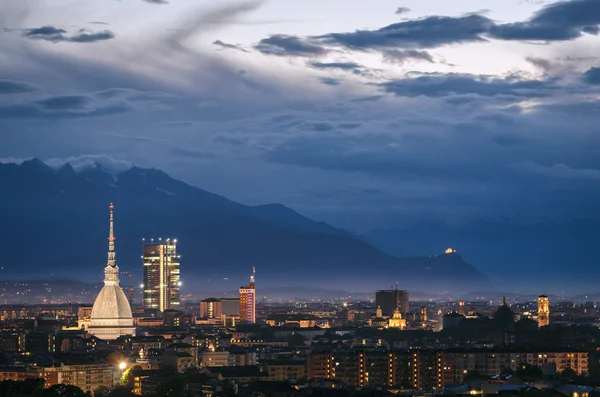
xmin=0 ymin=159 xmax=491 ymax=293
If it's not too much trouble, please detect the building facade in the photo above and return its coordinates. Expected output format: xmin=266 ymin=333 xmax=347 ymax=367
xmin=538 ymin=295 xmax=550 ymax=327
xmin=376 ymin=289 xmax=409 ymax=317
xmin=200 ymin=298 xmax=222 ymax=319
xmin=142 ymin=239 xmax=181 ymax=312
xmin=239 ymin=269 xmax=256 ymax=324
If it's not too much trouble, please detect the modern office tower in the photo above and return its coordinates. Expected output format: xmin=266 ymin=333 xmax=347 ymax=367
xmin=239 ymin=268 xmax=256 ymax=323
xmin=221 ymin=298 xmax=240 ymax=316
xmin=200 ymin=298 xmax=222 ymax=319
xmin=142 ymin=238 xmax=181 ymax=312
xmin=538 ymin=295 xmax=550 ymax=327
xmin=375 ymin=287 xmax=409 ymax=317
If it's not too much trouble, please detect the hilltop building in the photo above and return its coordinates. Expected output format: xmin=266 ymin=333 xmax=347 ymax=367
xmin=88 ymin=204 xmax=136 ymax=340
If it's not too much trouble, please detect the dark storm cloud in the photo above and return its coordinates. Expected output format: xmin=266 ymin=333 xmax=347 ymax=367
xmin=583 ymin=67 xmax=600 ymax=84
xmin=490 ymin=0 xmax=600 ymax=41
xmin=395 ymin=7 xmax=411 ymax=15
xmin=0 ymin=80 xmax=35 ymax=94
xmin=21 ymin=26 xmax=115 ymax=43
xmin=214 ymin=40 xmax=248 ymax=52
xmin=379 ymin=73 xmax=555 ymax=98
xmin=315 ymin=14 xmax=493 ymax=49
xmin=254 ymin=34 xmax=329 ymax=56
xmin=382 ymin=49 xmax=434 ymax=64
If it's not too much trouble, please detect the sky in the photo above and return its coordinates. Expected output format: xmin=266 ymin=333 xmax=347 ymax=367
xmin=1 ymin=0 xmax=600 ymax=235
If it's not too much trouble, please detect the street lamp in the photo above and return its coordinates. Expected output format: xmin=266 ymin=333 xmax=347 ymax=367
xmin=119 ymin=362 xmax=127 ymax=370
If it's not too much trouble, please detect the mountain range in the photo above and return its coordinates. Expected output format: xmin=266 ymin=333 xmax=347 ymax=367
xmin=0 ymin=159 xmax=490 ymax=294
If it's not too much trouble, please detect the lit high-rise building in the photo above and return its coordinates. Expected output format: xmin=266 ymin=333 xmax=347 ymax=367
xmin=200 ymin=298 xmax=222 ymax=319
xmin=375 ymin=288 xmax=409 ymax=317
xmin=239 ymin=268 xmax=256 ymax=323
xmin=142 ymin=239 xmax=181 ymax=312
xmin=538 ymin=295 xmax=549 ymax=327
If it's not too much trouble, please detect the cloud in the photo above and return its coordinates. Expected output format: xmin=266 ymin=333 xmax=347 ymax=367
xmin=0 ymin=88 xmax=176 ymax=119
xmin=254 ymin=34 xmax=329 ymax=56
xmin=21 ymin=26 xmax=115 ymax=43
xmin=379 ymin=72 xmax=555 ymax=98
xmin=214 ymin=39 xmax=248 ymax=52
xmin=395 ymin=7 xmax=411 ymax=15
xmin=382 ymin=49 xmax=434 ymax=64
xmin=308 ymin=61 xmax=363 ymax=73
xmin=143 ymin=0 xmax=169 ymax=4
xmin=0 ymin=79 xmax=35 ymax=94
xmin=515 ymin=162 xmax=600 ymax=180
xmin=319 ymin=77 xmax=341 ymax=86
xmin=315 ymin=14 xmax=493 ymax=50
xmin=44 ymin=154 xmax=134 ymax=174
xmin=490 ymin=0 xmax=600 ymax=41
xmin=583 ymin=67 xmax=600 ymax=84
xmin=170 ymin=147 xmax=217 ymax=159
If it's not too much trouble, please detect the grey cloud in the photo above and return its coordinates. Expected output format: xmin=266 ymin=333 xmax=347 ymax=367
xmin=380 ymin=73 xmax=554 ymax=98
xmin=490 ymin=0 xmax=600 ymax=41
xmin=45 ymin=154 xmax=134 ymax=174
xmin=0 ymin=80 xmax=35 ymax=94
xmin=583 ymin=67 xmax=600 ymax=84
xmin=395 ymin=7 xmax=411 ymax=15
xmin=35 ymin=95 xmax=90 ymax=110
xmin=319 ymin=77 xmax=341 ymax=86
xmin=0 ymin=88 xmax=177 ymax=119
xmin=526 ymin=57 xmax=554 ymax=73
xmin=254 ymin=34 xmax=329 ymax=56
xmin=170 ymin=147 xmax=217 ymax=159
xmin=143 ymin=0 xmax=169 ymax=4
xmin=515 ymin=161 xmax=600 ymax=180
xmin=315 ymin=14 xmax=492 ymax=49
xmin=214 ymin=39 xmax=248 ymax=52
xmin=309 ymin=61 xmax=362 ymax=71
xmin=382 ymin=49 xmax=434 ymax=64
xmin=21 ymin=25 xmax=115 ymax=43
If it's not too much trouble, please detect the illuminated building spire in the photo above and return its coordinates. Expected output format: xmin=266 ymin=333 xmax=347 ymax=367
xmin=250 ymin=266 xmax=256 ymax=286
xmin=108 ymin=203 xmax=116 ymax=268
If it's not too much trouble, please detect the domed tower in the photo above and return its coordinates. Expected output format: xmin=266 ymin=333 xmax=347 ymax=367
xmin=88 ymin=204 xmax=136 ymax=340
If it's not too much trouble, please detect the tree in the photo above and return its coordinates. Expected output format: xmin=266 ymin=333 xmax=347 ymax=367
xmin=93 ymin=386 xmax=111 ymax=397
xmin=121 ymin=365 xmax=142 ymax=387
xmin=560 ymin=368 xmax=578 ymax=379
xmin=108 ymin=386 xmax=136 ymax=397
xmin=516 ymin=364 xmax=543 ymax=380
xmin=155 ymin=375 xmax=188 ymax=397
xmin=42 ymin=384 xmax=90 ymax=397
xmin=462 ymin=370 xmax=485 ymax=383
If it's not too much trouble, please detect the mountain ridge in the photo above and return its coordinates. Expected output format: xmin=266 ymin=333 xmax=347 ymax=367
xmin=0 ymin=158 xmax=491 ymax=293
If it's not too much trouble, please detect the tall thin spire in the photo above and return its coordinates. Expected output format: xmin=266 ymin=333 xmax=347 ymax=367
xmin=108 ymin=203 xmax=116 ymax=268
xmin=250 ymin=266 xmax=256 ymax=285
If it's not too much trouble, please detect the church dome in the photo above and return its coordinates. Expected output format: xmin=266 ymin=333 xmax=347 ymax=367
xmin=90 ymin=282 xmax=133 ymax=322
xmin=88 ymin=204 xmax=136 ymax=340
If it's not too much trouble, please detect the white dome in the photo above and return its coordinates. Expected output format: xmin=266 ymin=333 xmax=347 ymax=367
xmin=90 ymin=285 xmax=133 ymax=321
xmin=88 ymin=266 xmax=136 ymax=340
xmin=88 ymin=204 xmax=136 ymax=340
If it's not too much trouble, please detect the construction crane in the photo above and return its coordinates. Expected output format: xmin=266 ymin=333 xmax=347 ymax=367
xmin=120 ymin=272 xmax=134 ymax=306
